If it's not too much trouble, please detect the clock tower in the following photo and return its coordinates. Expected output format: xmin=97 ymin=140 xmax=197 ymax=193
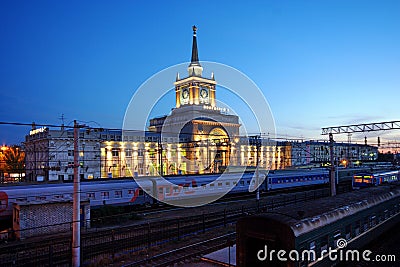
xmin=174 ymin=26 xmax=216 ymax=108
xmin=148 ymin=26 xmax=240 ymax=174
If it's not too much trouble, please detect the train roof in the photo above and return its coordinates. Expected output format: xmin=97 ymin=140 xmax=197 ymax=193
xmin=241 ymin=184 xmax=400 ymax=237
xmin=0 ymin=178 xmax=144 ymax=191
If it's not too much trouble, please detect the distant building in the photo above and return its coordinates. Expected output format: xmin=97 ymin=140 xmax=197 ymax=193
xmin=288 ymin=140 xmax=378 ymax=167
xmin=24 ymin=126 xmax=103 ymax=181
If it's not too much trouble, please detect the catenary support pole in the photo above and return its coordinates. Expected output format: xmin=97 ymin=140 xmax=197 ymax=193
xmin=72 ymin=120 xmax=81 ymax=266
xmin=329 ymin=133 xmax=336 ymax=196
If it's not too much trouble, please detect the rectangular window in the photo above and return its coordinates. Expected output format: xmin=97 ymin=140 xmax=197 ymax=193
xmin=87 ymin=192 xmax=95 ymax=200
xmin=345 ymin=224 xmax=351 ymax=240
xmin=370 ymin=215 xmax=377 ymax=227
xmin=320 ymin=235 xmax=328 ymax=255
xmin=115 ymin=191 xmax=122 ymax=198
xmin=101 ymin=192 xmax=110 ymax=199
xmin=112 ymin=149 xmax=119 ymax=157
xmin=333 ymin=230 xmax=341 ymax=248
xmin=363 ymin=218 xmax=369 ymax=231
xmin=125 ymin=149 xmax=132 ymax=157
xmin=354 ymin=220 xmax=361 ymax=236
xmin=68 ymin=150 xmax=74 ymax=156
xmin=309 ymin=241 xmax=316 ymax=261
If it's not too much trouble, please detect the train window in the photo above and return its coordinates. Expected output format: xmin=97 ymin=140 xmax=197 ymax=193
xmin=345 ymin=225 xmax=351 ymax=240
xmin=320 ymin=235 xmax=328 ymax=254
xmin=35 ymin=196 xmax=46 ymax=201
xmin=158 ymin=188 xmax=164 ymax=194
xmin=384 ymin=210 xmax=389 ymax=219
xmin=16 ymin=197 xmax=27 ymax=202
xmin=165 ymin=187 xmax=171 ymax=194
xmin=370 ymin=216 xmax=377 ymax=227
xmin=138 ymin=189 xmax=144 ymax=196
xmin=115 ymin=191 xmax=122 ymax=198
xmin=363 ymin=218 xmax=369 ymax=231
xmin=354 ymin=220 xmax=361 ymax=236
xmin=173 ymin=186 xmax=179 ymax=192
xmin=251 ymin=180 xmax=255 ymax=184
xmin=240 ymin=181 xmax=244 ymax=186
xmin=226 ymin=182 xmax=230 ymax=186
xmin=333 ymin=230 xmax=341 ymax=248
xmin=246 ymin=181 xmax=250 ymax=185
xmin=128 ymin=189 xmax=135 ymax=194
xmin=87 ymin=193 xmax=95 ymax=200
xmin=309 ymin=241 xmax=316 ymax=261
xmin=101 ymin=192 xmax=109 ymax=199
xmin=218 ymin=183 xmax=222 ymax=187
xmin=210 ymin=183 xmax=215 ymax=188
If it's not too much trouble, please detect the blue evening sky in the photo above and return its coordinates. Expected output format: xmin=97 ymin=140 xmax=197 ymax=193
xmin=1 ymin=0 xmax=399 ymax=146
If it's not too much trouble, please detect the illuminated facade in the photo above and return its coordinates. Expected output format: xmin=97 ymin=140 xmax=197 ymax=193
xmin=101 ymin=132 xmax=290 ymax=177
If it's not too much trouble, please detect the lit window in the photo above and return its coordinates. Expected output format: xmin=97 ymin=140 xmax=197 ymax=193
xmin=115 ymin=191 xmax=122 ymax=198
xmin=101 ymin=192 xmax=110 ymax=199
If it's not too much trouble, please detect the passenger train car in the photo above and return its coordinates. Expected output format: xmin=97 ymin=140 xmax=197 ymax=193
xmin=237 ymin=185 xmax=400 ymax=267
xmin=352 ymin=170 xmax=400 ymax=189
xmin=0 ymin=169 xmax=329 ymax=220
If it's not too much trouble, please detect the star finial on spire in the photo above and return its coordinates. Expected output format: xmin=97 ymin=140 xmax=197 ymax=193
xmin=192 ymin=25 xmax=197 ymax=35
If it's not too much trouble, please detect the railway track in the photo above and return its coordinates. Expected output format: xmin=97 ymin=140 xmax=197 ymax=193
xmin=0 ymin=184 xmax=352 ymax=266
xmin=124 ymin=233 xmax=236 ymax=267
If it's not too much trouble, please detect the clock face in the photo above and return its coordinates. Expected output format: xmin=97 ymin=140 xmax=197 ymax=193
xmin=200 ymin=88 xmax=208 ymax=98
xmin=182 ymin=88 xmax=189 ymax=99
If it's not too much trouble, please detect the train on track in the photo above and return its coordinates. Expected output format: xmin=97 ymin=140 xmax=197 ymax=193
xmin=237 ymin=184 xmax=400 ymax=267
xmin=352 ymin=169 xmax=400 ymax=189
xmin=0 ymin=169 xmax=329 ymax=220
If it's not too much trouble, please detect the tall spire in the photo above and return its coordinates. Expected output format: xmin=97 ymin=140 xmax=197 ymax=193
xmin=190 ymin=25 xmax=199 ymax=64
xmin=188 ymin=25 xmax=203 ymax=77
